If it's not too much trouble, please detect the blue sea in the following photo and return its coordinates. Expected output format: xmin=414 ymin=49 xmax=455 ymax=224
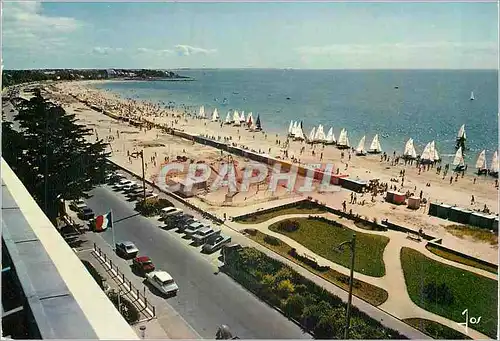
xmin=92 ymin=69 xmax=498 ymax=164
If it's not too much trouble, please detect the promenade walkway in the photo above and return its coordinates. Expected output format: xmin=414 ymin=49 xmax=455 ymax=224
xmin=227 ymin=213 xmax=494 ymax=339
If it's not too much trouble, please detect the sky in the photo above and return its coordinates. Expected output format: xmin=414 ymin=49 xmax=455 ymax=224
xmin=1 ymin=1 xmax=498 ymax=70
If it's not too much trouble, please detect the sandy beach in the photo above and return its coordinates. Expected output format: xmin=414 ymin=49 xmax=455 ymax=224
xmin=41 ymin=80 xmax=498 ymax=263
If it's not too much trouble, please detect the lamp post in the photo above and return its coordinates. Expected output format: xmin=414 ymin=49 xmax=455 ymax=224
xmin=131 ymin=150 xmax=146 ymax=202
xmin=335 ymin=233 xmax=356 ymax=339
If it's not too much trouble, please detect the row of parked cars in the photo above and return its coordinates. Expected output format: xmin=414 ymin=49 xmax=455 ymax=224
xmin=115 ymin=241 xmax=179 ymax=297
xmin=110 ymin=174 xmax=158 ymax=201
xmin=159 ymin=206 xmax=232 ymax=253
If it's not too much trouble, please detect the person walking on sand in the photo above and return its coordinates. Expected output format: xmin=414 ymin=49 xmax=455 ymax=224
xmin=450 ymin=176 xmax=453 ymax=184
xmin=473 ymin=178 xmax=476 ymax=184
xmin=471 ymin=195 xmax=475 ymax=205
xmin=342 ymin=200 xmax=347 ymax=212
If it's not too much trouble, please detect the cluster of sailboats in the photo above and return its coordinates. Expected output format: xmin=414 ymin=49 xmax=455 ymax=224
xmin=286 ymin=121 xmax=498 ymax=177
xmin=197 ymin=105 xmax=262 ymax=131
xmin=286 ymin=120 xmax=383 ymax=154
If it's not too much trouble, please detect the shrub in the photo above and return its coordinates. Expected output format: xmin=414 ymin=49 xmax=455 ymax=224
xmin=263 ymin=235 xmax=281 ymax=246
xmin=302 ymin=301 xmax=332 ymax=331
xmin=283 ymin=294 xmax=306 ymax=320
xmin=276 ymin=279 xmax=295 ymax=298
xmin=313 ymin=312 xmax=338 ymax=339
xmin=423 ymin=282 xmax=455 ymax=306
xmin=244 ymin=228 xmax=258 ymax=236
xmin=107 ymin=290 xmax=140 ymax=324
xmin=276 ymin=219 xmax=299 ymax=233
xmin=81 ymin=260 xmax=104 ymax=290
xmin=135 ymin=198 xmax=173 ymax=216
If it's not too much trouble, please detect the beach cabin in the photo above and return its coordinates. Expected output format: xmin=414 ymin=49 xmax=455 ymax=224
xmin=437 ymin=204 xmax=452 ymax=219
xmin=493 ymin=217 xmax=499 ymax=232
xmin=330 ymin=174 xmax=349 ymax=186
xmin=407 ymin=197 xmax=421 ymax=210
xmin=341 ymin=178 xmax=367 ymax=193
xmin=448 ymin=207 xmax=472 ymax=225
xmin=386 ymin=191 xmax=406 ymax=205
xmin=468 ymin=212 xmax=495 ymax=230
xmin=428 ymin=202 xmax=439 ymax=217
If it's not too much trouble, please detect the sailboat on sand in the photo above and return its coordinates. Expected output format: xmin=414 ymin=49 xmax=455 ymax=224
xmin=489 ymin=151 xmax=498 ymax=177
xmin=325 ymin=127 xmax=336 ymax=145
xmin=211 ymin=108 xmax=219 ymax=122
xmin=224 ymin=111 xmax=233 ymax=124
xmin=452 ymin=147 xmax=466 ymax=171
xmin=232 ymin=110 xmax=241 ymax=126
xmin=475 ymin=150 xmax=487 ymax=175
xmin=367 ymin=134 xmax=382 ymax=154
xmin=337 ymin=129 xmax=350 ymax=149
xmin=355 ymin=136 xmax=366 ymax=156
xmin=198 ymin=105 xmax=206 ymax=119
xmin=308 ymin=127 xmax=316 ymax=144
xmin=403 ymin=138 xmax=418 ymax=159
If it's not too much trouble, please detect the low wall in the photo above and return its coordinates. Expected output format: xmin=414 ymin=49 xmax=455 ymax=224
xmin=384 ymin=221 xmax=436 ymax=241
xmin=426 ymin=241 xmax=498 ymax=269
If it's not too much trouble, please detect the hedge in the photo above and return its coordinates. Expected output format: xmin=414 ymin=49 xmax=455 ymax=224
xmin=135 ymin=198 xmax=173 ymax=216
xmin=222 ymin=246 xmax=407 ymax=339
xmin=107 ymin=290 xmax=140 ymax=324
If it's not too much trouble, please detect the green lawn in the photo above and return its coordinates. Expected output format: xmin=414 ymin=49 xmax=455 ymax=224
xmin=269 ymin=217 xmax=389 ymax=277
xmin=236 ymin=206 xmax=328 ymax=224
xmin=403 ymin=318 xmax=471 ymax=339
xmin=401 ymin=247 xmax=498 ymax=339
xmin=246 ymin=229 xmax=388 ymax=306
xmin=425 ymin=244 xmax=498 ymax=274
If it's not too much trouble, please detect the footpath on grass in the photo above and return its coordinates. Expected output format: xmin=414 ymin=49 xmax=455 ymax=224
xmin=226 ymin=213 xmax=493 ymax=339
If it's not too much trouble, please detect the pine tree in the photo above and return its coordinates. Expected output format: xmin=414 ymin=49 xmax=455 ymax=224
xmin=3 ymin=88 xmax=111 ymax=223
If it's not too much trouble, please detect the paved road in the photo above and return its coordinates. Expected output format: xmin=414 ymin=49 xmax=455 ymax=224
xmin=85 ymin=185 xmax=311 ymax=339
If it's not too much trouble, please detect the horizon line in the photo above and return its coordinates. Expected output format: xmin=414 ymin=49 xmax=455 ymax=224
xmin=4 ymin=67 xmax=498 ymax=71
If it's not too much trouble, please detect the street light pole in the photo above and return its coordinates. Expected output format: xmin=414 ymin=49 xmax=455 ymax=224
xmin=335 ymin=233 xmax=356 ymax=339
xmin=131 ymin=150 xmax=146 ymax=203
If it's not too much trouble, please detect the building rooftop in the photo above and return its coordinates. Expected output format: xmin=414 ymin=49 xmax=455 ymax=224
xmin=2 ymin=158 xmax=139 ymax=339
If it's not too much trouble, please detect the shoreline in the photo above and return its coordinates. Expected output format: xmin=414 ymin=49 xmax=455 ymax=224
xmin=37 ymin=80 xmax=498 ymax=263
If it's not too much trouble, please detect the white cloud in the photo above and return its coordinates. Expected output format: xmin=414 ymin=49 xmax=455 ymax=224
xmin=92 ymin=47 xmax=123 ymax=55
xmin=175 ymin=45 xmax=217 ymax=56
xmin=2 ymin=1 xmax=82 ymax=50
xmin=137 ymin=47 xmax=173 ymax=55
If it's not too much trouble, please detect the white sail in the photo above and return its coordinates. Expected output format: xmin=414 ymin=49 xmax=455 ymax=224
xmin=211 ymin=108 xmax=219 ymax=121
xmin=198 ymin=105 xmax=205 ymax=118
xmin=369 ymin=134 xmax=382 ymax=152
xmin=432 ymin=141 xmax=440 ymax=161
xmin=476 ymin=150 xmax=487 ymax=169
xmin=239 ymin=111 xmax=245 ymax=123
xmin=326 ymin=127 xmax=336 ymax=144
xmin=225 ymin=111 xmax=232 ymax=123
xmin=233 ymin=110 xmax=241 ymax=125
xmin=356 ymin=136 xmax=366 ymax=154
xmin=457 ymin=124 xmax=466 ymax=140
xmin=294 ymin=126 xmax=305 ymax=140
xmin=421 ymin=141 xmax=433 ymax=161
xmin=404 ymin=138 xmax=417 ymax=158
xmin=453 ymin=147 xmax=465 ymax=167
xmin=470 ymin=91 xmax=475 ymax=100
xmin=490 ymin=151 xmax=498 ymax=173
xmin=314 ymin=125 xmax=326 ymax=142
xmin=338 ymin=129 xmax=349 ymax=147
xmin=308 ymin=127 xmax=316 ymax=142
xmin=288 ymin=121 xmax=294 ymax=134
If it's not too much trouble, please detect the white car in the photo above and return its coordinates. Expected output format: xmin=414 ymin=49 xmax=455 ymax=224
xmin=160 ymin=207 xmax=183 ymax=219
xmin=146 ymin=270 xmax=179 ymax=296
xmin=114 ymin=179 xmax=134 ymax=189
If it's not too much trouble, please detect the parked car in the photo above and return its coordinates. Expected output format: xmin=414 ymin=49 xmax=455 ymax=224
xmin=126 ymin=187 xmax=146 ymax=198
xmin=202 ymin=234 xmax=232 ymax=253
xmin=78 ymin=207 xmax=95 ymax=220
xmin=132 ymin=256 xmax=155 ymax=276
xmin=122 ymin=182 xmax=139 ymax=192
xmin=179 ymin=221 xmax=203 ymax=233
xmin=145 ymin=193 xmax=159 ymax=201
xmin=69 ymin=199 xmax=86 ymax=212
xmin=115 ymin=241 xmax=139 ymax=259
xmin=185 ymin=223 xmax=210 ymax=238
xmin=114 ymin=179 xmax=134 ymax=189
xmin=192 ymin=227 xmax=221 ymax=245
xmin=145 ymin=270 xmax=179 ymax=296
xmin=160 ymin=207 xmax=183 ymax=220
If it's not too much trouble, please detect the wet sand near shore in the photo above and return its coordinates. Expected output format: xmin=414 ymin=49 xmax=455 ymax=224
xmin=42 ymin=80 xmax=498 ymax=263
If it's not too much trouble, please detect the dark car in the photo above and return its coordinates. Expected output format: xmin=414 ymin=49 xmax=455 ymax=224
xmin=132 ymin=256 xmax=155 ymax=276
xmin=115 ymin=241 xmax=139 ymax=259
xmin=202 ymin=234 xmax=232 ymax=253
xmin=78 ymin=207 xmax=95 ymax=220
